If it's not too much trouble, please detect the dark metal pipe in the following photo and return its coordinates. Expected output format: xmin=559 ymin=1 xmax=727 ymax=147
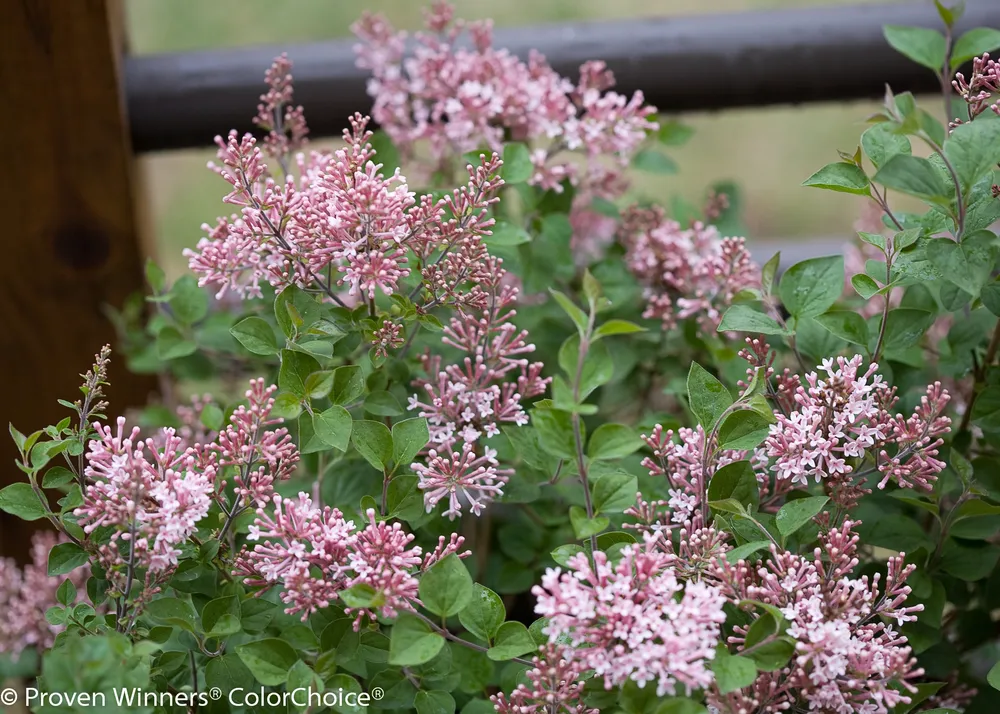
xmin=125 ymin=1 xmax=1000 ymax=152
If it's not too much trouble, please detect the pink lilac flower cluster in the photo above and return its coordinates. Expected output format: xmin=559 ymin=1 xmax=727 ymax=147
xmin=758 ymin=355 xmax=951 ymax=507
xmin=234 ymin=500 xmax=467 ymax=625
xmin=533 ymin=535 xmax=727 ymax=697
xmin=185 ymin=54 xmax=505 ymax=309
xmin=619 ymin=206 xmax=758 ymax=331
xmin=408 ymin=262 xmax=550 ymax=519
xmin=353 ymin=2 xmax=657 ymax=258
xmin=713 ymin=520 xmax=923 ymax=714
xmin=951 ymin=52 xmax=1000 ymax=125
xmin=0 ymin=532 xmax=88 ymax=658
xmin=627 ymin=424 xmax=746 ymax=529
xmin=74 ymin=379 xmax=297 ymax=614
xmin=491 ymin=644 xmax=597 ymax=714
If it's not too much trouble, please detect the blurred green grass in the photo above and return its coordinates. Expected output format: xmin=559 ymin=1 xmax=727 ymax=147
xmin=127 ymin=0 xmax=910 ymax=278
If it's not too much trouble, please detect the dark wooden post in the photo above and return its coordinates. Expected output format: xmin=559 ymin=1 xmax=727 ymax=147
xmin=0 ymin=0 xmax=157 ymax=560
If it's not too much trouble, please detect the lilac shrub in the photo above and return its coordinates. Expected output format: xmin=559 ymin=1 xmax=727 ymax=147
xmin=3 ymin=3 xmax=1000 ymax=713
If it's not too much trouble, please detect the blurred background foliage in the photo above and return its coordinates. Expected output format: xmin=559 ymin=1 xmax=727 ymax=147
xmin=126 ymin=0 xmax=912 ymax=278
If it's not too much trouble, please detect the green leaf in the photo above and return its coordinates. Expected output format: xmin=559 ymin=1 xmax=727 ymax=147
xmin=420 ymin=554 xmax=473 ymax=617
xmin=852 ymin=274 xmax=881 ymax=300
xmin=205 ymin=654 xmax=255 ymax=695
xmin=458 ymin=584 xmax=506 ymax=643
xmin=687 ymin=362 xmax=733 ymax=429
xmin=488 ymin=222 xmax=532 ymax=247
xmin=927 ymin=232 xmax=999 ymax=293
xmin=236 ymin=638 xmax=299 ymax=686
xmin=202 ymin=596 xmax=241 ymax=638
xmin=802 ymin=162 xmax=869 ymax=194
xmin=364 ymin=391 xmax=404 ymax=417
xmin=710 ymin=648 xmax=758 ymax=695
xmin=873 ymin=154 xmax=952 ymax=202
xmin=330 ymin=365 xmax=365 ymax=405
xmin=389 ymin=613 xmax=445 ymax=666
xmin=761 ymin=252 xmax=780 ymax=297
xmin=550 ymin=289 xmax=588 ymax=337
xmin=415 ymin=691 xmax=456 ymax=714
xmin=145 ymin=258 xmax=166 ymax=293
xmin=351 ymin=420 xmax=393 ymax=470
xmin=633 ymin=149 xmax=678 ymax=174
xmin=884 ymin=25 xmax=947 ymax=71
xmin=779 ymin=255 xmax=844 ymax=318
xmin=939 ymin=541 xmax=1000 ymax=580
xmin=487 ymin=622 xmax=537 ymax=661
xmin=717 ymin=305 xmax=789 ymax=336
xmin=973 ymin=386 xmax=1000 ymax=430
xmin=988 ymin=659 xmax=1000 ymax=691
xmin=279 ymin=349 xmax=321 ymax=399
xmin=145 ymin=597 xmax=199 ymax=633
xmin=951 ymin=27 xmax=1000 ymax=69
xmin=169 ymin=274 xmax=209 ymax=325
xmin=717 ymin=410 xmax=771 ymax=451
xmin=0 ymin=482 xmax=47 ymax=521
xmin=944 ymin=103 xmax=1000 ymax=194
xmin=312 ymin=406 xmax=352 ymax=452
xmin=501 ymin=143 xmax=533 ymax=184
xmin=881 ymin=309 xmax=935 ymax=352
xmin=531 ymin=406 xmax=576 ymax=460
xmin=551 ymin=544 xmax=585 ymax=567
xmin=707 ymin=461 xmax=760 ymax=510
xmin=981 ymin=280 xmax=1000 ymax=316
xmin=775 ymin=496 xmax=829 ymax=538
xmin=156 ymin=326 xmax=197 ymax=360
xmin=392 ymin=418 xmax=429 ymax=468
xmin=569 ymin=505 xmax=609 ymax=538
xmin=591 ymin=468 xmax=639 ymax=514
xmin=657 ymin=120 xmax=694 ymax=146
xmin=56 ymin=578 xmax=76 ymax=607
xmin=230 ymin=316 xmax=279 ymax=355
xmin=726 ymin=540 xmax=771 ymax=564
xmin=303 ymin=370 xmax=335 ymax=400
xmin=587 ymin=423 xmax=643 ymax=460
xmin=48 ymin=542 xmax=88 ymax=576
xmin=861 ymin=123 xmax=911 ymax=169
xmin=814 ymin=310 xmax=870 ymax=346
xmin=593 ymin=319 xmax=645 ymax=340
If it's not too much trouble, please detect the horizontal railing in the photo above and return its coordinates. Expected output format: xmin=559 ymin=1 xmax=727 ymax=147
xmin=125 ymin=1 xmax=1000 ymax=152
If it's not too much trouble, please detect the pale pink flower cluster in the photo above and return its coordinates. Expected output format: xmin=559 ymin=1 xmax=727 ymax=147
xmin=234 ymin=500 xmax=467 ymax=624
xmin=185 ymin=56 xmax=505 ymax=307
xmin=76 ymin=417 xmax=214 ymax=575
xmin=75 ymin=379 xmax=297 ymax=607
xmin=353 ymin=2 xmax=657 ymax=257
xmin=620 ymin=207 xmax=757 ymax=331
xmin=491 ymin=644 xmax=597 ymax=714
xmin=951 ymin=52 xmax=1000 ymax=124
xmin=627 ymin=424 xmax=745 ymax=529
xmin=408 ymin=265 xmax=550 ymax=519
xmin=534 ymin=536 xmax=727 ymax=697
xmin=714 ymin=520 xmax=923 ymax=714
xmin=759 ymin=355 xmax=950 ymax=503
xmin=0 ymin=532 xmax=88 ymax=658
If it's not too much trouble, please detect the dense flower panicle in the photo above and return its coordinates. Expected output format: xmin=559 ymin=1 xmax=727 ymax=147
xmin=491 ymin=644 xmax=597 ymax=714
xmin=0 ymin=533 xmax=88 ymax=657
xmin=713 ymin=520 xmax=923 ymax=714
xmin=408 ymin=266 xmax=549 ymax=518
xmin=628 ymin=424 xmax=745 ymax=528
xmin=213 ymin=379 xmax=300 ymax=508
xmin=534 ymin=536 xmax=727 ymax=697
xmin=411 ymin=443 xmax=512 ymax=520
xmin=353 ymin=2 xmax=656 ymax=259
xmin=951 ymin=52 xmax=1000 ymax=124
xmin=620 ymin=207 xmax=758 ymax=331
xmin=75 ymin=417 xmax=214 ymax=576
xmin=235 ymin=497 xmax=468 ymax=624
xmin=254 ymin=53 xmax=309 ymax=161
xmin=186 ymin=62 xmax=506 ymax=304
xmin=758 ymin=355 xmax=951 ymax=502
